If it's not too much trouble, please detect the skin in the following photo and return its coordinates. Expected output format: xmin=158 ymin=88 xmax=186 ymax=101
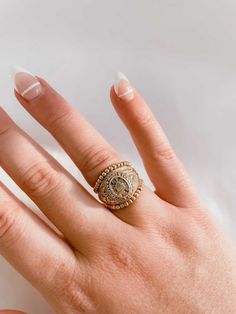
xmin=0 ymin=78 xmax=235 ymax=314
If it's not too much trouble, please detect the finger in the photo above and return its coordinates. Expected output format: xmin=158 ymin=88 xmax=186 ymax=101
xmin=110 ymin=72 xmax=201 ymax=208
xmin=13 ymin=70 xmax=120 ymax=187
xmin=13 ymin=67 xmax=159 ymax=226
xmin=0 ymin=107 xmax=114 ymax=251
xmin=0 ymin=182 xmax=77 ymax=302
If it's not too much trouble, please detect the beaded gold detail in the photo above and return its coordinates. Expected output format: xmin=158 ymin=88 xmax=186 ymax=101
xmin=94 ymin=161 xmax=143 ymax=210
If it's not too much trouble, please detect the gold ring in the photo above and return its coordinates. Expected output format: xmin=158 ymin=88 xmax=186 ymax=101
xmin=93 ymin=161 xmax=143 ymax=210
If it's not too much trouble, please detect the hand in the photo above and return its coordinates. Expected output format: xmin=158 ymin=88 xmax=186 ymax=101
xmin=0 ymin=69 xmax=235 ymax=314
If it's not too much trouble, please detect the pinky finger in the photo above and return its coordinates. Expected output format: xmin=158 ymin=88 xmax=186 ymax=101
xmin=110 ymin=72 xmax=201 ymax=208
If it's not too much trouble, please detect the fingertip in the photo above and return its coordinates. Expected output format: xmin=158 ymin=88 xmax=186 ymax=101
xmin=110 ymin=72 xmax=135 ymax=103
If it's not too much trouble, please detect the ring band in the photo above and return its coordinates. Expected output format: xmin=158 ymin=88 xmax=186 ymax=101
xmin=93 ymin=161 xmax=143 ymax=210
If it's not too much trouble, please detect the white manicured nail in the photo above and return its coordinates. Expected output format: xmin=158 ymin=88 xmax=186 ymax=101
xmin=10 ymin=65 xmax=42 ymax=101
xmin=114 ymin=72 xmax=134 ymax=102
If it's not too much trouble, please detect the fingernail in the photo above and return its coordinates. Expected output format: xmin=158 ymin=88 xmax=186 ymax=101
xmin=114 ymin=72 xmax=134 ymax=102
xmin=10 ymin=65 xmax=42 ymax=101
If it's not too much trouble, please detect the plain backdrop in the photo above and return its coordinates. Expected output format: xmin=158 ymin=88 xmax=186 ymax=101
xmin=0 ymin=0 xmax=236 ymax=312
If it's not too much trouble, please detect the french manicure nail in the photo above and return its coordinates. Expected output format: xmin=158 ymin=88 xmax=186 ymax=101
xmin=10 ymin=65 xmax=42 ymax=101
xmin=114 ymin=72 xmax=134 ymax=102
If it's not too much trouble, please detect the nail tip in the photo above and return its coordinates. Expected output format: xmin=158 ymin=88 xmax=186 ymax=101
xmin=9 ymin=65 xmax=33 ymax=79
xmin=9 ymin=65 xmax=41 ymax=101
xmin=113 ymin=71 xmax=130 ymax=94
xmin=113 ymin=71 xmax=134 ymax=101
xmin=117 ymin=71 xmax=129 ymax=82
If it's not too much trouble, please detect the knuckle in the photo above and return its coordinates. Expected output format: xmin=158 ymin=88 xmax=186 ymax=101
xmin=22 ymin=162 xmax=60 ymax=198
xmin=80 ymin=145 xmax=119 ymax=183
xmin=135 ymin=109 xmax=176 ymax=162
xmin=105 ymin=241 xmax=144 ymax=277
xmin=109 ymin=244 xmax=134 ymax=271
xmin=151 ymin=143 xmax=176 ymax=162
xmin=137 ymin=110 xmax=156 ymax=129
xmin=62 ymin=279 xmax=94 ymax=313
xmin=0 ymin=208 xmax=25 ymax=248
xmin=53 ymin=259 xmax=95 ymax=313
xmin=47 ymin=107 xmax=74 ymax=133
xmin=172 ymin=214 xmax=211 ymax=255
xmin=0 ymin=210 xmax=16 ymax=241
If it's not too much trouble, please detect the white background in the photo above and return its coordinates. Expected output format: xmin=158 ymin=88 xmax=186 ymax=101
xmin=0 ymin=0 xmax=236 ymax=312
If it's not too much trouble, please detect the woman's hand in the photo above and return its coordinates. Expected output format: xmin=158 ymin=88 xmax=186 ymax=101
xmin=0 ymin=68 xmax=235 ymax=314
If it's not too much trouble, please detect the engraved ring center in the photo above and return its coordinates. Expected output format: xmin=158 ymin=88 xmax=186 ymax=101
xmin=109 ymin=176 xmax=130 ymax=197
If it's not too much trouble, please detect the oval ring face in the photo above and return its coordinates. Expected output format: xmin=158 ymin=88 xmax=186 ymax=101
xmin=97 ymin=164 xmax=142 ymax=208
